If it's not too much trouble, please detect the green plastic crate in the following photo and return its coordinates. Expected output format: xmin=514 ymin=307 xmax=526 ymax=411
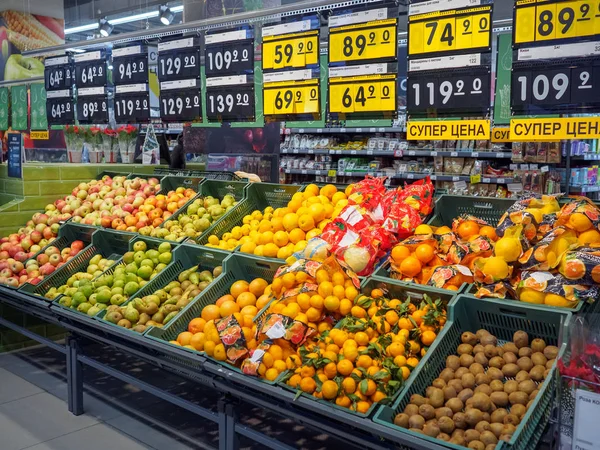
xmin=145 ymin=252 xmax=283 ymax=378
xmin=96 ymin=244 xmax=229 ymax=332
xmin=17 ymin=223 xmax=97 ymax=292
xmin=157 ymin=175 xmax=205 ymax=194
xmin=275 ymin=276 xmax=460 ymax=419
xmin=428 ymin=195 xmax=517 ymax=228
xmin=19 ymin=228 xmax=135 ymax=299
xmin=373 ymin=294 xmax=571 ymax=450
xmin=153 ymin=168 xmax=244 ymax=181
xmin=196 ymin=182 xmax=301 ymax=246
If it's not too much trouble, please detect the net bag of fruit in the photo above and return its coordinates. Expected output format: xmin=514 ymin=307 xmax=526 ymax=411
xmin=496 ymin=195 xmax=561 ymax=243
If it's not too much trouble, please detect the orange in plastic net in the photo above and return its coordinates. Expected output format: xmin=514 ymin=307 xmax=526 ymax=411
xmin=556 ymin=196 xmax=600 ymax=233
xmin=518 ymin=226 xmax=578 ymax=271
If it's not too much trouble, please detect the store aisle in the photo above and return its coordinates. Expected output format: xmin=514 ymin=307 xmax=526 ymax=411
xmin=0 ymin=352 xmax=185 ymax=450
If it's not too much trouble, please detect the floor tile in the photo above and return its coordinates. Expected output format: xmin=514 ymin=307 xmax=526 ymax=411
xmin=46 ymin=384 xmax=124 ymax=422
xmin=0 ymin=355 xmax=65 ymax=393
xmin=0 ymin=392 xmax=98 ymax=450
xmin=23 ymin=423 xmax=151 ymax=450
xmin=106 ymin=414 xmax=194 ymax=450
xmin=0 ymin=367 xmax=43 ymax=404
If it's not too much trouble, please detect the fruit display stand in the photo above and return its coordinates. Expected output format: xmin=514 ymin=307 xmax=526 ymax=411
xmin=427 ymin=196 xmax=518 ymax=228
xmin=373 ymin=294 xmax=571 ymax=450
xmin=153 ymin=168 xmax=245 ymax=182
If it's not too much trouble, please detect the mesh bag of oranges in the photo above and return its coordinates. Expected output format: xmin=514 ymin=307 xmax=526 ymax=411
xmin=283 ymin=292 xmax=447 ymax=413
xmin=496 ymin=195 xmax=561 ymax=243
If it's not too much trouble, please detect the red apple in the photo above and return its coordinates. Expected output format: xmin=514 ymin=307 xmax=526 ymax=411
xmin=0 ymin=251 xmax=9 ymax=261
xmin=37 ymin=253 xmax=49 ymax=265
xmin=9 ymin=261 xmax=23 ymax=273
xmin=30 ymin=244 xmax=41 ymax=254
xmin=44 ymin=246 xmax=60 ymax=257
xmin=42 ymin=227 xmax=54 ymax=240
xmin=14 ymin=251 xmax=28 ymax=262
xmin=6 ymin=277 xmax=19 ymax=287
xmin=8 ymin=246 xmax=19 ymax=257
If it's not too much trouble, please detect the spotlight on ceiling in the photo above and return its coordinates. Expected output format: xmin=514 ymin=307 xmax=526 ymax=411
xmin=159 ymin=5 xmax=174 ymax=25
xmin=98 ymin=18 xmax=114 ymax=37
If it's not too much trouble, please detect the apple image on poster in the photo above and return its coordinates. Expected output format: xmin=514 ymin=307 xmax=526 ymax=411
xmin=5 ymin=55 xmax=44 ymax=81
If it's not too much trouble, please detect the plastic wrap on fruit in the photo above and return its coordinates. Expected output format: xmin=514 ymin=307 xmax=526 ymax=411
xmin=472 ymin=256 xmax=513 ymax=284
xmin=452 ymin=215 xmax=490 ymax=235
xmin=241 ymin=341 xmax=271 ymax=376
xmin=280 ymin=282 xmax=318 ymax=301
xmin=537 ymin=212 xmax=558 ymax=240
xmin=291 ymin=238 xmax=330 ymax=262
xmin=382 ymin=201 xmax=422 ymax=240
xmin=334 ymin=242 xmax=376 ymax=277
xmin=556 ymin=196 xmax=600 ymax=233
xmin=496 ymin=195 xmax=560 ymax=242
xmin=435 ymin=231 xmax=460 ymax=254
xmin=474 ymin=281 xmax=515 ymax=299
xmin=461 ymin=236 xmax=494 ymax=268
xmin=494 ymin=224 xmax=528 ymax=263
xmin=518 ymin=270 xmax=598 ymax=305
xmin=558 ymin=247 xmax=600 ymax=284
xmin=426 ymin=265 xmax=473 ymax=290
xmin=275 ymin=258 xmax=322 ymax=280
xmin=347 ymin=175 xmax=387 ymax=210
xmin=518 ymin=226 xmax=578 ymax=271
xmin=258 ymin=313 xmax=314 ymax=346
xmin=394 ymin=176 xmax=435 ymax=217
xmin=443 ymin=239 xmax=471 ymax=265
xmin=216 ymin=314 xmax=248 ymax=363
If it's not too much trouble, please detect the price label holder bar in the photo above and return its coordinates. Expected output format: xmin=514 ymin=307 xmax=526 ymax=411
xmin=205 ymin=27 xmax=254 ymax=77
xmin=112 ymin=45 xmax=152 ymax=85
xmin=76 ymin=86 xmax=110 ymax=124
xmin=44 ymin=55 xmax=73 ymax=91
xmin=159 ymin=78 xmax=202 ymax=122
xmin=74 ymin=50 xmax=109 ymax=88
xmin=157 ymin=36 xmax=201 ymax=81
xmin=114 ymin=84 xmax=154 ymax=123
xmin=329 ymin=73 xmax=397 ymax=119
xmin=205 ymin=75 xmax=255 ymax=122
xmin=263 ymin=30 xmax=319 ymax=70
xmin=329 ymin=17 xmax=398 ymax=65
xmin=263 ymin=77 xmax=320 ymax=121
xmin=46 ymin=89 xmax=74 ymax=125
xmin=409 ymin=0 xmax=490 ymax=16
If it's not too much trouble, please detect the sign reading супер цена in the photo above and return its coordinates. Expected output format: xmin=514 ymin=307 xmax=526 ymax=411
xmin=406 ymin=119 xmax=490 ymax=140
xmin=510 ymin=117 xmax=600 ymax=141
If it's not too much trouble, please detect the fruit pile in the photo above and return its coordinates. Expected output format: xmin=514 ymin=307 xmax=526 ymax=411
xmin=52 ymin=241 xmax=173 ymax=315
xmin=151 ymin=194 xmax=238 ymax=241
xmin=105 ymin=265 xmax=223 ymax=333
xmin=0 ymin=240 xmax=85 ymax=287
xmin=393 ymin=329 xmax=557 ymax=449
xmin=173 ymin=277 xmax=272 ymax=360
xmin=205 ymin=184 xmax=350 ymax=260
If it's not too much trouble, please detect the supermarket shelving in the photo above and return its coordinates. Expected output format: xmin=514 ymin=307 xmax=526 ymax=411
xmin=281 ymin=148 xmax=513 ymax=158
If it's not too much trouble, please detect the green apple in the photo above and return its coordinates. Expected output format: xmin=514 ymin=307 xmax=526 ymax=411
xmin=5 ymin=54 xmax=44 ymax=81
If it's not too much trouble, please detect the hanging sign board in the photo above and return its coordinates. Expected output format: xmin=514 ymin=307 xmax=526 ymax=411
xmin=112 ymin=45 xmax=150 ymax=85
xmin=47 ymin=90 xmax=74 ymax=125
xmin=76 ymin=86 xmax=110 ymax=124
xmin=205 ymin=28 xmax=254 ymax=76
xmin=329 ymin=74 xmax=396 ymax=114
xmin=74 ymin=51 xmax=108 ymax=88
xmin=7 ymin=133 xmax=22 ymax=178
xmin=510 ymin=117 xmax=600 ymax=140
xmin=329 ymin=19 xmax=397 ymax=64
xmin=407 ymin=119 xmax=491 ymax=140
xmin=263 ymin=30 xmax=318 ymax=70
xmin=491 ymin=127 xmax=511 ymax=142
xmin=44 ymin=55 xmax=73 ymax=91
xmin=263 ymin=78 xmax=320 ymax=117
xmin=11 ymin=85 xmax=27 ymax=131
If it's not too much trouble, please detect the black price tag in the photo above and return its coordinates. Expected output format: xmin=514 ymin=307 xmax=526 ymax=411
xmin=407 ymin=68 xmax=490 ymax=113
xmin=45 ymin=66 xmax=73 ymax=91
xmin=75 ymin=61 xmax=107 ymax=87
xmin=113 ymin=54 xmax=148 ymax=84
xmin=206 ymin=85 xmax=254 ymax=121
xmin=114 ymin=92 xmax=150 ymax=123
xmin=77 ymin=95 xmax=109 ymax=123
xmin=205 ymin=40 xmax=254 ymax=76
xmin=160 ymin=88 xmax=201 ymax=121
xmin=158 ymin=48 xmax=200 ymax=81
xmin=46 ymin=98 xmax=74 ymax=125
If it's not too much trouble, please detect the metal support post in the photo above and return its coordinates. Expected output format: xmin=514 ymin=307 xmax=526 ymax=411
xmin=65 ymin=334 xmax=83 ymax=416
xmin=225 ymin=402 xmax=239 ymax=450
xmin=218 ymin=400 xmax=228 ymax=450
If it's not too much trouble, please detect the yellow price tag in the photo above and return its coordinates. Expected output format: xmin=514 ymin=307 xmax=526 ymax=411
xmin=262 ymin=30 xmax=319 ymax=70
xmin=329 ymin=19 xmax=397 ymax=63
xmin=328 ymin=170 xmax=337 ymax=177
xmin=329 ymin=74 xmax=396 ymax=114
xmin=408 ymin=6 xmax=491 ymax=56
xmin=470 ymin=174 xmax=481 ymax=184
xmin=30 ymin=130 xmax=49 ymax=140
xmin=263 ymin=79 xmax=320 ymax=117
xmin=514 ymin=0 xmax=600 ymax=45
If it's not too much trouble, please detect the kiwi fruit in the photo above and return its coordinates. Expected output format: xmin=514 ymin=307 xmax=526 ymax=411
xmin=487 ymin=367 xmax=505 ymax=381
xmin=440 ymin=368 xmax=456 ymax=382
xmin=489 ymin=356 xmax=505 ymax=369
xmin=476 ymin=329 xmax=491 ymax=340
xmin=466 ymin=408 xmax=484 ymax=427
xmin=458 ymin=388 xmax=475 ymax=403
xmin=460 ymin=353 xmax=475 ymax=367
xmin=502 ymin=363 xmax=519 ymax=378
xmin=435 ymin=407 xmax=454 ymax=419
xmin=448 ymin=379 xmax=464 ymax=393
xmin=450 ymin=436 xmax=466 ymax=446
xmin=490 ymin=408 xmax=508 ymax=424
xmin=473 ymin=344 xmax=485 ymax=354
xmin=464 ymin=429 xmax=481 ymax=443
xmin=410 ymin=394 xmax=428 ymax=406
xmin=432 ymin=378 xmax=447 ymax=389
xmin=480 ymin=430 xmax=498 ymax=446
xmin=490 ymin=391 xmax=509 ymax=407
xmin=428 ymin=388 xmax=445 ymax=408
xmin=484 ymin=344 xmax=498 ymax=358
xmin=508 ymin=391 xmax=529 ymax=406
xmin=518 ymin=347 xmax=533 ymax=358
xmin=503 ymin=380 xmax=518 ymax=394
xmin=476 ymin=373 xmax=492 ymax=386
xmin=458 ymin=343 xmax=474 ymax=355
xmin=489 ymin=422 xmax=504 ymax=438
xmin=544 ymin=345 xmax=559 ymax=360
xmin=485 ymin=444 xmax=497 ymax=450
xmin=503 ymin=352 xmax=517 ymax=364
xmin=423 ymin=422 xmax=441 ymax=437
xmin=409 ymin=428 xmax=424 ymax=434
xmin=480 ymin=334 xmax=497 ymax=346
xmin=499 ymin=434 xmax=513 ymax=443
xmin=472 ymin=393 xmax=493 ymax=412
xmin=518 ymin=379 xmax=537 ymax=395
xmin=503 ymin=342 xmax=519 ymax=354
xmin=497 ymin=347 xmax=505 ymax=357
xmin=454 ymin=412 xmax=468 ymax=429
xmin=503 ymin=414 xmax=520 ymax=426
xmin=462 ymin=331 xmax=478 ymax=344
xmin=546 ymin=359 xmax=555 ymax=370
xmin=404 ymin=404 xmax=419 ymax=416
xmin=409 ymin=414 xmax=426 ymax=429
xmin=453 ymin=429 xmax=466 ymax=438
xmin=446 ymin=397 xmax=464 ymax=413
xmin=482 ymin=412 xmax=492 ymax=423
xmin=513 ymin=330 xmax=529 ymax=348
xmin=531 ymin=338 xmax=546 ymax=353
xmin=438 ymin=416 xmax=455 ymax=434
xmin=475 ymin=421 xmax=491 ymax=434
xmin=468 ymin=441 xmax=485 ymax=450
xmin=456 ymin=367 xmax=470 ymax=379
xmin=442 ymin=386 xmax=458 ymax=402
xmin=529 ymin=389 xmax=539 ymax=400
xmin=544 ymin=369 xmax=551 ymax=378
xmin=438 ymin=432 xmax=451 ymax=441
xmin=466 ymin=397 xmax=475 ymax=408
xmin=475 ymin=384 xmax=492 ymax=396
xmin=394 ymin=413 xmax=410 ymax=428
xmin=470 ymin=362 xmax=485 ymax=375
xmin=447 ymin=355 xmax=461 ymax=370
xmin=516 ymin=357 xmax=534 ymax=372
xmin=515 ymin=370 xmax=531 ymax=382
xmin=530 ymin=365 xmax=546 ymax=382
xmin=419 ymin=403 xmax=436 ymax=420
xmin=510 ymin=404 xmax=527 ymax=418
xmin=474 ymin=353 xmax=489 ymax=367
xmin=426 ymin=386 xmax=437 ymax=398
xmin=462 ymin=373 xmax=476 ymax=389
xmin=488 ymin=379 xmax=503 ymax=392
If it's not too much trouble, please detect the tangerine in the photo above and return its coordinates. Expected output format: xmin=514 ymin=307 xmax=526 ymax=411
xmin=480 ymin=226 xmax=498 ymax=241
xmin=188 ymin=318 xmax=206 ymax=334
xmin=457 ymin=220 xmax=480 ymax=239
xmin=414 ymin=224 xmax=433 ymax=235
xmin=201 ymin=305 xmax=221 ymax=321
xmin=400 ymin=256 xmax=422 ymax=278
xmin=230 ymin=280 xmax=249 ymax=299
xmin=391 ymin=245 xmax=411 ymax=263
xmin=414 ymin=244 xmax=435 ymax=263
xmin=249 ymin=278 xmax=268 ymax=297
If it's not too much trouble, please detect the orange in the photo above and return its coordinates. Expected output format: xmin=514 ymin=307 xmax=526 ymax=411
xmin=304 ymin=184 xmax=320 ymax=196
xmin=398 ymin=317 xmax=414 ymax=330
xmin=341 ymin=377 xmax=356 ymax=394
xmin=414 ymin=244 xmax=434 ymax=263
xmin=337 ymin=359 xmax=354 ymax=376
xmin=273 ymin=230 xmax=289 ymax=247
xmin=216 ymin=295 xmax=234 ymax=307
xmin=579 ymin=229 xmax=600 ymax=245
xmin=400 ymin=366 xmax=411 ymax=380
xmin=203 ymin=340 xmax=216 ymax=356
xmin=256 ymin=294 xmax=271 ymax=310
xmin=411 ymin=309 xmax=426 ymax=325
xmin=249 ymin=278 xmax=268 ymax=297
xmin=569 ymin=213 xmax=593 ymax=232
xmin=219 ymin=300 xmax=240 ymax=317
xmin=457 ymin=220 xmax=480 ymax=240
xmin=320 ymin=184 xmax=337 ymax=199
xmin=318 ymin=281 xmax=333 ymax=297
xmin=201 ymin=305 xmax=221 ymax=321
xmin=480 ymin=225 xmax=498 ymax=241
xmin=414 ymin=224 xmax=433 ymax=235
xmin=188 ymin=318 xmax=206 ymax=334
xmin=190 ymin=332 xmax=205 ymax=351
xmin=308 ymin=203 xmax=326 ymax=222
xmin=262 ymin=243 xmax=279 ymax=258
xmin=323 ymin=362 xmax=338 ymax=379
xmin=386 ymin=342 xmax=405 ymax=357
xmin=393 ymin=355 xmax=407 ymax=367
xmin=177 ymin=331 xmax=193 ymax=346
xmin=240 ymin=305 xmax=258 ymax=317
xmin=421 ymin=330 xmax=437 ymax=346
xmin=482 ymin=256 xmax=510 ymax=280
xmin=321 ymin=380 xmax=339 ymax=400
xmin=288 ymin=228 xmax=305 ymax=244
xmin=310 ymin=294 xmax=324 ymax=309
xmin=230 ymin=280 xmax=249 ymax=299
xmin=384 ymin=310 xmax=399 ymax=325
xmin=400 ymin=256 xmax=422 ymax=278
xmin=356 ymin=354 xmax=372 ymax=369
xmin=354 ymin=331 xmax=369 ymax=346
xmin=236 ymin=292 xmax=257 ymax=308
xmin=300 ymin=377 xmax=317 ymax=394
xmin=360 ymin=379 xmax=377 ymax=396
xmin=282 ymin=213 xmax=299 ymax=231
xmin=214 ymin=343 xmax=227 ymax=361
xmin=287 ymin=374 xmax=302 ymax=388
xmin=391 ymin=245 xmax=411 ymax=263
xmin=298 ymin=214 xmax=315 ymax=232
xmin=351 ymin=305 xmax=367 ymax=318
xmin=354 ymin=401 xmax=371 ymax=414
xmin=306 ymin=307 xmax=322 ymax=322
xmin=324 ymin=295 xmax=340 ymax=311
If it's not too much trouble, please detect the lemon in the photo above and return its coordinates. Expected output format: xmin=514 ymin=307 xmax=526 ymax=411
xmin=519 ymin=288 xmax=545 ymax=304
xmin=414 ymin=224 xmax=433 ymax=235
xmin=544 ymin=293 xmax=573 ymax=308
xmin=482 ymin=256 xmax=509 ymax=280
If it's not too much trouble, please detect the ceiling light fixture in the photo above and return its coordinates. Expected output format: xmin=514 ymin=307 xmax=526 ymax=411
xmin=98 ymin=18 xmax=114 ymax=37
xmin=159 ymin=5 xmax=175 ymax=25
